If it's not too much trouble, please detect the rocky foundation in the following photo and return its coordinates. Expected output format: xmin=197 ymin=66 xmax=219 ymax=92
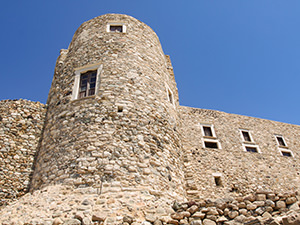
xmin=0 ymin=186 xmax=300 ymax=225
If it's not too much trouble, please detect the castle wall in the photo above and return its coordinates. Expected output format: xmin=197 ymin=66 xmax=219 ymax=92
xmin=0 ymin=99 xmax=46 ymax=207
xmin=30 ymin=14 xmax=186 ymax=202
xmin=179 ymin=106 xmax=300 ymax=200
xmin=2 ymin=14 xmax=300 ymax=224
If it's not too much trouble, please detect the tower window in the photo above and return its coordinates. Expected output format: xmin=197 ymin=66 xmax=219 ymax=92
xmin=243 ymin=144 xmax=260 ymax=153
xmin=203 ymin=126 xmax=213 ymax=137
xmin=242 ymin=131 xmax=251 ymax=142
xmin=117 ymin=105 xmax=123 ymax=113
xmin=240 ymin=129 xmax=253 ymax=142
xmin=168 ymin=88 xmax=174 ymax=105
xmin=275 ymin=135 xmax=287 ymax=147
xmin=214 ymin=176 xmax=222 ymax=186
xmin=281 ymin=151 xmax=292 ymax=157
xmin=201 ymin=124 xmax=221 ymax=149
xmin=78 ymin=70 xmax=97 ymax=99
xmin=107 ymin=23 xmax=126 ymax=33
xmin=245 ymin=146 xmax=258 ymax=153
xmin=204 ymin=141 xmax=218 ymax=149
xmin=201 ymin=125 xmax=216 ymax=137
xmin=212 ymin=173 xmax=222 ymax=186
xmin=72 ymin=62 xmax=102 ymax=101
xmin=110 ymin=25 xmax=123 ymax=32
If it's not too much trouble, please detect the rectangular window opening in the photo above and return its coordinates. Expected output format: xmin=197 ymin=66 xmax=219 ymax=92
xmin=110 ymin=25 xmax=123 ymax=32
xmin=242 ymin=131 xmax=252 ymax=142
xmin=214 ymin=176 xmax=222 ymax=186
xmin=203 ymin=126 xmax=213 ymax=137
xmin=204 ymin=141 xmax=218 ymax=149
xmin=245 ymin=146 xmax=258 ymax=153
xmin=281 ymin=151 xmax=292 ymax=157
xmin=168 ymin=89 xmax=173 ymax=105
xmin=78 ymin=70 xmax=97 ymax=99
xmin=117 ymin=106 xmax=123 ymax=113
xmin=276 ymin=136 xmax=286 ymax=147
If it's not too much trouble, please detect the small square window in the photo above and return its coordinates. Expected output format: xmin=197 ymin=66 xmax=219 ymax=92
xmin=242 ymin=131 xmax=251 ymax=142
xmin=110 ymin=25 xmax=123 ymax=32
xmin=117 ymin=105 xmax=123 ymax=113
xmin=275 ymin=135 xmax=287 ymax=147
xmin=243 ymin=144 xmax=260 ymax=153
xmin=201 ymin=124 xmax=216 ymax=138
xmin=245 ymin=146 xmax=258 ymax=153
xmin=279 ymin=148 xmax=293 ymax=157
xmin=107 ymin=23 xmax=126 ymax=33
xmin=204 ymin=141 xmax=219 ymax=149
xmin=282 ymin=151 xmax=292 ymax=157
xmin=240 ymin=129 xmax=253 ymax=142
xmin=212 ymin=173 xmax=223 ymax=186
xmin=203 ymin=126 xmax=213 ymax=137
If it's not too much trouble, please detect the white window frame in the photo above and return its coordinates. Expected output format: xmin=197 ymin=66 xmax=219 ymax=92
xmin=166 ymin=84 xmax=175 ymax=107
xmin=242 ymin=144 xmax=261 ymax=153
xmin=72 ymin=63 xmax=102 ymax=100
xmin=279 ymin=148 xmax=294 ymax=157
xmin=106 ymin=22 xmax=127 ymax=33
xmin=202 ymin=139 xmax=221 ymax=149
xmin=201 ymin=124 xmax=217 ymax=138
xmin=239 ymin=129 xmax=254 ymax=143
xmin=275 ymin=135 xmax=288 ymax=147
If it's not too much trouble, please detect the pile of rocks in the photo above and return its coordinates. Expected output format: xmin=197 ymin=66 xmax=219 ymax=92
xmin=161 ymin=191 xmax=300 ymax=225
xmin=0 ymin=184 xmax=299 ymax=225
xmin=0 ymin=99 xmax=46 ymax=207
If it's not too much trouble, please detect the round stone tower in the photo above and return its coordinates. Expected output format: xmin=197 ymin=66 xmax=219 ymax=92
xmin=30 ymin=14 xmax=185 ymax=202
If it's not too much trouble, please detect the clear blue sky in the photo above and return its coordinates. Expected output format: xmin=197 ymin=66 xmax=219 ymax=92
xmin=1 ymin=1 xmax=300 ymax=125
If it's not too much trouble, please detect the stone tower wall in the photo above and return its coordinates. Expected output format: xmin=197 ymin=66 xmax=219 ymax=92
xmin=179 ymin=106 xmax=300 ymax=200
xmin=30 ymin=14 xmax=185 ymax=202
xmin=0 ymin=99 xmax=46 ymax=207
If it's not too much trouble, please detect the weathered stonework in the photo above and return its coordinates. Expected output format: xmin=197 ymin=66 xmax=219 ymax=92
xmin=0 ymin=13 xmax=300 ymax=224
xmin=0 ymin=99 xmax=46 ymax=207
xmin=179 ymin=107 xmax=300 ymax=200
xmin=30 ymin=13 xmax=185 ymax=203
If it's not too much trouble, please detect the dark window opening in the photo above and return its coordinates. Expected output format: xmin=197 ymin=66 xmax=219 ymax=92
xmin=246 ymin=146 xmax=258 ymax=153
xmin=203 ymin=126 xmax=213 ymax=137
xmin=277 ymin=137 xmax=286 ymax=147
xmin=168 ymin=89 xmax=173 ymax=104
xmin=110 ymin=25 xmax=123 ymax=32
xmin=214 ymin=177 xmax=222 ymax=186
xmin=117 ymin=106 xmax=123 ymax=113
xmin=78 ymin=70 xmax=97 ymax=99
xmin=282 ymin=151 xmax=292 ymax=157
xmin=242 ymin=131 xmax=251 ymax=142
xmin=204 ymin=141 xmax=218 ymax=149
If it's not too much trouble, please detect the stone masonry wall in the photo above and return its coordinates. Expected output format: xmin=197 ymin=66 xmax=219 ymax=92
xmin=179 ymin=106 xmax=300 ymax=200
xmin=30 ymin=14 xmax=186 ymax=205
xmin=0 ymin=99 xmax=46 ymax=207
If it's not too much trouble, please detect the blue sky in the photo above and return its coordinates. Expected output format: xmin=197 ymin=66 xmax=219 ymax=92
xmin=1 ymin=1 xmax=300 ymax=125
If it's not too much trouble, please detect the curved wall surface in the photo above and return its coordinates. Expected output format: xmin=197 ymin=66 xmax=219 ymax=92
xmin=30 ymin=14 xmax=185 ymax=201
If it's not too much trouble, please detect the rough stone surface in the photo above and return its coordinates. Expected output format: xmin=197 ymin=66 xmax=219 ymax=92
xmin=1 ymin=13 xmax=300 ymax=225
xmin=0 ymin=99 xmax=46 ymax=207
